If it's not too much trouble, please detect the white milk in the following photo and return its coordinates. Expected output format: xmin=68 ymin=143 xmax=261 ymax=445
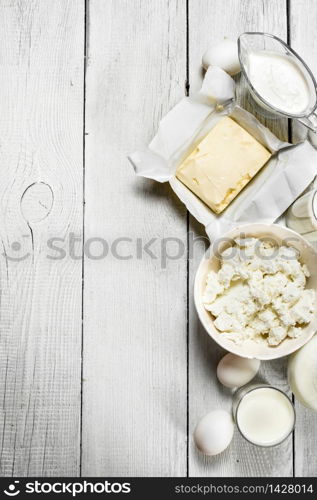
xmin=286 ymin=189 xmax=317 ymax=239
xmin=288 ymin=335 xmax=317 ymax=412
xmin=236 ymin=387 xmax=295 ymax=446
xmin=247 ymin=50 xmax=310 ymax=115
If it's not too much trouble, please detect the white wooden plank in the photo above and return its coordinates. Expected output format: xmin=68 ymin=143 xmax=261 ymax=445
xmin=289 ymin=0 xmax=317 ymax=477
xmin=188 ymin=0 xmax=293 ymax=477
xmin=0 ymin=0 xmax=84 ymax=476
xmin=82 ymin=0 xmax=187 ymax=476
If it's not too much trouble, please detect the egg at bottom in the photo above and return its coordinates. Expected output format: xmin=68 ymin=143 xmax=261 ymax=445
xmin=194 ymin=409 xmax=234 ymax=456
xmin=217 ymin=353 xmax=260 ymax=389
xmin=202 ymin=39 xmax=241 ymax=75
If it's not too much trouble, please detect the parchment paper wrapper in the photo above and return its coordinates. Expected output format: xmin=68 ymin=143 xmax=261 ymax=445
xmin=129 ymin=67 xmax=317 ymax=241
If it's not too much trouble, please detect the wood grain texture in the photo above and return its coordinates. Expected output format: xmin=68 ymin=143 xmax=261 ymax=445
xmin=0 ymin=0 xmax=84 ymax=476
xmin=289 ymin=0 xmax=317 ymax=477
xmin=82 ymin=0 xmax=187 ymax=476
xmin=188 ymin=0 xmax=293 ymax=477
xmin=0 ymin=0 xmax=315 ymax=478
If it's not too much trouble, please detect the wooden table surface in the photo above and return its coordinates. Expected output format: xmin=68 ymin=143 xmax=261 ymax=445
xmin=0 ymin=0 xmax=316 ymax=477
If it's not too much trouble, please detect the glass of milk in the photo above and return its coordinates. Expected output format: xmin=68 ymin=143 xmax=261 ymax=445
xmin=238 ymin=32 xmax=317 ymax=133
xmin=286 ymin=189 xmax=317 ymax=242
xmin=233 ymin=384 xmax=295 ymax=447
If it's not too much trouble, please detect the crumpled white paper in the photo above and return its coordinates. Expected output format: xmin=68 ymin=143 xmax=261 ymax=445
xmin=128 ymin=67 xmax=317 ymax=241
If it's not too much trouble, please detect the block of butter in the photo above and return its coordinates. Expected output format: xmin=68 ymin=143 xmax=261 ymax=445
xmin=176 ymin=116 xmax=271 ymax=214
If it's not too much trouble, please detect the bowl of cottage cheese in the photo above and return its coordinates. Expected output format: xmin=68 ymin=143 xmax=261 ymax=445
xmin=194 ymin=223 xmax=317 ymax=360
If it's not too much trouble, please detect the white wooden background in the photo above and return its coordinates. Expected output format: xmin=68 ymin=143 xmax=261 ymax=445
xmin=0 ymin=0 xmax=316 ymax=477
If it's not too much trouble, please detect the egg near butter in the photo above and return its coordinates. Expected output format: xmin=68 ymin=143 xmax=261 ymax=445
xmin=217 ymin=353 xmax=260 ymax=389
xmin=202 ymin=39 xmax=241 ymax=75
xmin=194 ymin=410 xmax=234 ymax=456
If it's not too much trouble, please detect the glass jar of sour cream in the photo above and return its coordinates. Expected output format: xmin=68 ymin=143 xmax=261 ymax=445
xmin=238 ymin=33 xmax=317 ymax=132
xmin=233 ymin=384 xmax=295 ymax=447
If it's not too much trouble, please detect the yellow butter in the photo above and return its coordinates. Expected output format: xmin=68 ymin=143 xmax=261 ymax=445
xmin=176 ymin=116 xmax=271 ymax=214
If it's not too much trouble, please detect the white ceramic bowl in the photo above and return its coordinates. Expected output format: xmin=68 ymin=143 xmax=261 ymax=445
xmin=194 ymin=223 xmax=317 ymax=360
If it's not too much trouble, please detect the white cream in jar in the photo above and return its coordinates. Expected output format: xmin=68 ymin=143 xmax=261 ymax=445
xmin=247 ymin=50 xmax=310 ymax=115
xmin=234 ymin=386 xmax=295 ymax=446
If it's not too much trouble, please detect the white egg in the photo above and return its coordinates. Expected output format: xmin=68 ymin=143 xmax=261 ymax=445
xmin=194 ymin=409 xmax=234 ymax=455
xmin=202 ymin=39 xmax=241 ymax=75
xmin=217 ymin=353 xmax=260 ymax=389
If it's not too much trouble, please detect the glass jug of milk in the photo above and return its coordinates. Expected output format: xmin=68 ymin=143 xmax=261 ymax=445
xmin=238 ymin=32 xmax=317 ymax=132
xmin=286 ymin=188 xmax=317 ymax=241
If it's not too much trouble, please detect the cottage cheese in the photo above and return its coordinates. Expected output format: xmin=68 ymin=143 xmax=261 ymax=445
xmin=203 ymin=238 xmax=315 ymax=346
